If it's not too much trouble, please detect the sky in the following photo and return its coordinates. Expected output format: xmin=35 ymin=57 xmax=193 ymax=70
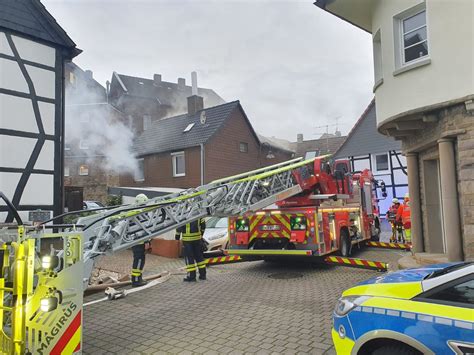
xmin=43 ymin=0 xmax=374 ymax=142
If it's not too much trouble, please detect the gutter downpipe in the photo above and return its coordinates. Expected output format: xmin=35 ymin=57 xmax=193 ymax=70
xmin=200 ymin=143 xmax=205 ymax=185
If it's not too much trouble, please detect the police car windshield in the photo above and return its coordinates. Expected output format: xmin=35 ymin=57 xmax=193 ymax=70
xmin=424 ymin=262 xmax=473 ymax=280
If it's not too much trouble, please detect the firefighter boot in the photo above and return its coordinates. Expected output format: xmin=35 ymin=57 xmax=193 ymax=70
xmin=183 ymin=270 xmax=196 ymax=282
xmin=197 ymin=260 xmax=207 ymax=280
xmin=132 ymin=275 xmax=148 ymax=287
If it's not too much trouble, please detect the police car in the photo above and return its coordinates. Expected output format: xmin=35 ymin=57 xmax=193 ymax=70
xmin=332 ymin=262 xmax=473 ymax=354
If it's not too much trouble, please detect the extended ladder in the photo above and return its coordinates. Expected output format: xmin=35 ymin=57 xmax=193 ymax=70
xmin=66 ymin=157 xmax=322 ymax=282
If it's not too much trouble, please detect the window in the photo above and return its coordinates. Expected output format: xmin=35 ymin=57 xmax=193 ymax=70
xmin=143 ymin=115 xmax=151 ymax=131
xmin=69 ymin=72 xmax=75 ymax=84
xmin=183 ymin=123 xmax=195 ymax=132
xmin=373 ymin=30 xmax=383 ymax=87
xmin=401 ymin=10 xmax=428 ymax=64
xmin=79 ymin=165 xmax=89 ymax=176
xmin=172 ymin=152 xmax=185 ymax=177
xmin=239 ymin=142 xmax=248 ymax=153
xmin=374 ymin=153 xmax=389 ymax=172
xmin=423 ymin=276 xmax=474 ymax=308
xmin=394 ymin=5 xmax=429 ymax=73
xmin=64 ymin=166 xmax=70 ymax=177
xmin=79 ymin=139 xmax=89 ymax=150
xmin=134 ymin=158 xmax=144 ymax=182
xmin=304 ymin=150 xmax=319 ymax=160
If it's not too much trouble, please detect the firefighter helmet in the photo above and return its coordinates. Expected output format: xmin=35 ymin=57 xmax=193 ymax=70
xmin=392 ymin=198 xmax=399 ymax=204
xmin=135 ymin=193 xmax=148 ymax=204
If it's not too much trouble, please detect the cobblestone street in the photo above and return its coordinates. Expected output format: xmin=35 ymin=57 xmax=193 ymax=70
xmin=83 ymin=247 xmax=407 ymax=354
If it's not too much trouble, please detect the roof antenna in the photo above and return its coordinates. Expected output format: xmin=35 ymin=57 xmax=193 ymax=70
xmin=191 ymin=71 xmax=198 ymax=96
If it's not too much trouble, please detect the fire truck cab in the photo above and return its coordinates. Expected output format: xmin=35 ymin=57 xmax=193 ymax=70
xmin=228 ymin=157 xmax=384 ymax=257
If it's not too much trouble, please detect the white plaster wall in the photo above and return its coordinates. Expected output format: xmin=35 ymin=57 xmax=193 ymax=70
xmin=0 ymin=58 xmax=29 ymax=93
xmin=0 ymin=172 xmax=21 ymax=201
xmin=372 ymin=0 xmax=474 ymax=125
xmin=0 ymin=94 xmax=37 ymax=132
xmin=12 ymin=35 xmax=56 ymax=67
xmin=0 ymin=32 xmax=13 ymax=56
xmin=26 ymin=65 xmax=55 ymax=99
xmin=35 ymin=140 xmax=55 ymax=170
xmin=0 ymin=136 xmax=36 ymax=168
xmin=38 ymin=102 xmax=55 ymax=135
xmin=21 ymin=174 xmax=53 ymax=205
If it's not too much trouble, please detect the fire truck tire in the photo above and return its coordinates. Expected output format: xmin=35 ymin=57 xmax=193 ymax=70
xmin=340 ymin=230 xmax=352 ymax=257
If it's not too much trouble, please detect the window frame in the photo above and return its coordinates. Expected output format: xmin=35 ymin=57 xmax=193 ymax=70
xmin=239 ymin=142 xmax=249 ymax=153
xmin=400 ymin=9 xmax=428 ymax=65
xmin=372 ymin=29 xmax=383 ymax=90
xmin=134 ymin=158 xmax=145 ymax=182
xmin=413 ymin=274 xmax=474 ymax=309
xmin=79 ymin=164 xmax=89 ymax=176
xmin=171 ymin=151 xmax=185 ymax=177
xmin=393 ymin=4 xmax=431 ymax=75
xmin=373 ymin=153 xmax=390 ymax=173
xmin=304 ymin=150 xmax=320 ymax=160
xmin=64 ymin=166 xmax=70 ymax=177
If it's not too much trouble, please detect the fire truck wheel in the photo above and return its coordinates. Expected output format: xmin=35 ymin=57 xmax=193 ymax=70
xmin=340 ymin=230 xmax=352 ymax=257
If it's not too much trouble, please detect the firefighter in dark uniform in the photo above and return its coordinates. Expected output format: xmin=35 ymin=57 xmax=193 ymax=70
xmin=175 ymin=218 xmax=207 ymax=282
xmin=131 ymin=193 xmax=149 ymax=287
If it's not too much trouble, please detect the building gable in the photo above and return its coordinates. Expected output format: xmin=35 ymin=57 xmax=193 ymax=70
xmin=334 ymin=100 xmax=401 ymax=158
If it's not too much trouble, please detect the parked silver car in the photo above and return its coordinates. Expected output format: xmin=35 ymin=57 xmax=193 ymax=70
xmin=203 ymin=217 xmax=229 ymax=251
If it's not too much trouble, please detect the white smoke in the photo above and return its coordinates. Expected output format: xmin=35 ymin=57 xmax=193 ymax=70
xmin=65 ymin=69 xmax=138 ymax=174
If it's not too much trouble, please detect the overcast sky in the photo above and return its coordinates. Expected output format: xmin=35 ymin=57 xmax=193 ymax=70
xmin=44 ymin=0 xmax=374 ymax=141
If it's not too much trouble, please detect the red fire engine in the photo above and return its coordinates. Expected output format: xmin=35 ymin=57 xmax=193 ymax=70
xmin=227 ymin=156 xmax=385 ymax=258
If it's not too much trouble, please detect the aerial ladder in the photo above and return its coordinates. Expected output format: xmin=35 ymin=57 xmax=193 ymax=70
xmin=0 ymin=156 xmax=319 ymax=354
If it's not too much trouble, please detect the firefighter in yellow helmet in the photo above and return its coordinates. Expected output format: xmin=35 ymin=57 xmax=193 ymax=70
xmin=175 ymin=218 xmax=207 ymax=282
xmin=131 ymin=193 xmax=149 ymax=287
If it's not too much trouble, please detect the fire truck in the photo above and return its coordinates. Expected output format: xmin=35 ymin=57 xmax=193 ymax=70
xmin=227 ymin=155 xmax=385 ymax=258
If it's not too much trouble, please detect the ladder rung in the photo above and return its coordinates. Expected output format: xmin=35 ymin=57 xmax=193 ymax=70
xmin=0 ymin=287 xmax=13 ymax=292
xmin=0 ymin=306 xmax=13 ymax=311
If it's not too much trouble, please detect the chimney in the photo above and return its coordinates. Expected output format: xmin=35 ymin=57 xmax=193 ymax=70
xmin=177 ymin=77 xmax=186 ymax=90
xmin=191 ymin=71 xmax=198 ymax=95
xmin=84 ymin=70 xmax=93 ymax=79
xmin=297 ymin=133 xmax=304 ymax=143
xmin=187 ymin=95 xmax=204 ymax=116
xmin=153 ymin=74 xmax=162 ymax=85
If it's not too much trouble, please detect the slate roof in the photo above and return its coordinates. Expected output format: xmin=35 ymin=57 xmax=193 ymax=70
xmin=134 ymin=101 xmax=242 ymax=157
xmin=294 ymin=136 xmax=346 ymax=158
xmin=334 ymin=99 xmax=401 ymax=158
xmin=115 ymin=73 xmax=225 ymax=108
xmin=0 ymin=0 xmax=80 ymax=57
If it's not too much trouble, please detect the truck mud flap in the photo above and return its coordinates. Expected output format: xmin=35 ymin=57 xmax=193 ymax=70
xmin=324 ymin=256 xmax=388 ymax=272
xmin=205 ymin=255 xmax=243 ymax=265
xmin=366 ymin=241 xmax=412 ymax=250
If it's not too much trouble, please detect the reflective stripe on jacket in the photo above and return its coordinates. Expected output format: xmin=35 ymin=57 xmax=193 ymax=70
xmin=175 ymin=218 xmax=206 ymax=242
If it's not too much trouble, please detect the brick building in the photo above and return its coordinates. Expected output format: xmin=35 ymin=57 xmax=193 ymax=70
xmin=121 ymin=97 xmax=294 ymax=188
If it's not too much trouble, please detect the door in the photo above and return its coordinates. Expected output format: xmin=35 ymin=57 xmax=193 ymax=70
xmin=423 ymin=159 xmax=445 ymax=253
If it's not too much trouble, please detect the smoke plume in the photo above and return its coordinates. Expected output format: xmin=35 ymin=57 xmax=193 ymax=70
xmin=65 ymin=68 xmax=138 ymax=174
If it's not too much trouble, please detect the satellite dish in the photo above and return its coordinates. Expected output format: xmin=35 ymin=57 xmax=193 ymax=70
xmin=200 ymin=111 xmax=207 ymax=124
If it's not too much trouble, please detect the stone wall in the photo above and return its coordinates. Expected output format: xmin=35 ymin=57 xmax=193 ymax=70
xmin=402 ymin=102 xmax=474 ymax=260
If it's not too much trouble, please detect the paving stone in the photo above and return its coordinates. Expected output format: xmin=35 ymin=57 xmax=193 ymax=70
xmin=83 ymin=250 xmax=403 ymax=355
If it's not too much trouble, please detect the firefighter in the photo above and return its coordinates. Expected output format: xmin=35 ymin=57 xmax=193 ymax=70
xmin=175 ymin=218 xmax=207 ymax=282
xmin=386 ymin=198 xmax=401 ymax=242
xmin=397 ymin=193 xmax=411 ymax=243
xmin=131 ymin=193 xmax=149 ymax=287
